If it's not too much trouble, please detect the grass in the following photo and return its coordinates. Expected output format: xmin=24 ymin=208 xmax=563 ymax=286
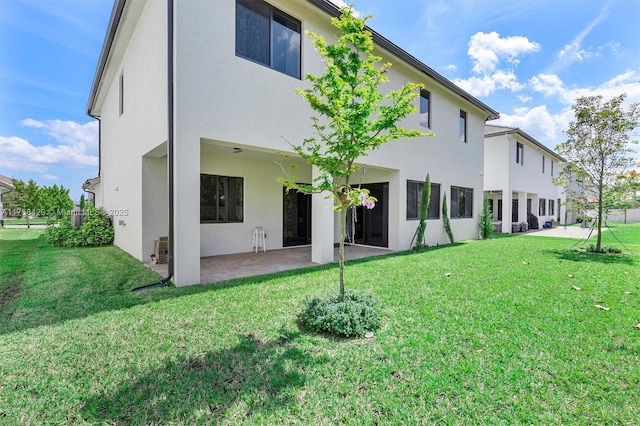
xmin=0 ymin=224 xmax=638 ymax=424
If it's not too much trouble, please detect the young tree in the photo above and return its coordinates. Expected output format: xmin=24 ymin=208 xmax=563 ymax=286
xmin=478 ymin=196 xmax=494 ymax=239
xmin=6 ymin=179 xmax=41 ymax=228
xmin=282 ymin=6 xmax=428 ymax=301
xmin=412 ymin=175 xmax=431 ymax=251
xmin=556 ymin=94 xmax=639 ymax=251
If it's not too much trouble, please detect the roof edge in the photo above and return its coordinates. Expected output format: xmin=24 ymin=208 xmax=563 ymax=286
xmin=485 ymin=126 xmax=566 ymax=162
xmin=307 ymin=0 xmax=500 ymax=120
xmin=86 ymin=0 xmax=127 ymax=117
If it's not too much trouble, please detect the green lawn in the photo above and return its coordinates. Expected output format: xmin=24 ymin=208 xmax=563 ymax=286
xmin=1 ymin=225 xmax=638 ymax=424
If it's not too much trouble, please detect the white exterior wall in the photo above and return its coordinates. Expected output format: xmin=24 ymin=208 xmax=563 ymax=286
xmin=484 ymin=132 xmax=566 ymax=232
xmin=94 ymin=0 xmax=168 ymax=261
xmin=176 ymin=0 xmax=488 ymax=253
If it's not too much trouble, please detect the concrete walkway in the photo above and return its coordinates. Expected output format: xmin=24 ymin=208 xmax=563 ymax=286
xmin=146 ymin=244 xmax=395 ymax=284
xmin=522 ymin=226 xmax=602 ymax=239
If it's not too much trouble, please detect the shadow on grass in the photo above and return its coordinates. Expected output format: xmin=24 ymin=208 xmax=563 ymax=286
xmin=82 ymin=332 xmax=324 ymax=424
xmin=546 ymin=248 xmax=636 ymax=265
xmin=0 ymin=233 xmax=464 ymax=336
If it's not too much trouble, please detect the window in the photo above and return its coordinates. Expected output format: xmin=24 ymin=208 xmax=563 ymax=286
xmin=557 ymin=198 xmax=561 ymax=221
xmin=551 ymin=161 xmax=554 ymax=177
xmin=549 ymin=199 xmax=555 ymax=216
xmin=236 ymin=0 xmax=301 ymax=79
xmin=450 ymin=186 xmax=473 ymax=218
xmin=516 ymin=142 xmax=524 ymax=165
xmin=201 ymin=174 xmax=244 ymax=222
xmin=119 ymin=71 xmax=124 ymax=116
xmin=539 ymin=198 xmax=546 ymax=216
xmin=542 ymin=156 xmax=545 ymax=174
xmin=419 ymin=89 xmax=430 ymax=129
xmin=459 ymin=110 xmax=467 ymax=142
xmin=406 ymin=181 xmax=440 ymax=220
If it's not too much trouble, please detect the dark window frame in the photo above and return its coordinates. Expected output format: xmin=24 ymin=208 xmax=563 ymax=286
xmin=542 ymin=155 xmax=545 ymax=174
xmin=200 ymin=174 xmax=244 ymax=223
xmin=419 ymin=89 xmax=430 ymax=129
xmin=406 ymin=180 xmax=441 ymax=220
xmin=235 ymin=0 xmax=301 ymax=79
xmin=450 ymin=186 xmax=473 ymax=219
xmin=549 ymin=199 xmax=555 ymax=216
xmin=539 ymin=198 xmax=546 ymax=216
xmin=459 ymin=110 xmax=467 ymax=143
xmin=516 ymin=142 xmax=524 ymax=165
xmin=119 ymin=71 xmax=124 ymax=116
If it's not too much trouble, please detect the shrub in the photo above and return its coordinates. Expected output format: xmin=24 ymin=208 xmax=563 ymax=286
xmin=299 ymin=290 xmax=381 ymax=338
xmin=478 ymin=196 xmax=494 ymax=240
xmin=586 ymin=244 xmax=622 ymax=254
xmin=45 ymin=207 xmax=114 ymax=248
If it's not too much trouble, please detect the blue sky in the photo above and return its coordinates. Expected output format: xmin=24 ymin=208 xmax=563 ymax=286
xmin=1 ymin=0 xmax=639 ymax=200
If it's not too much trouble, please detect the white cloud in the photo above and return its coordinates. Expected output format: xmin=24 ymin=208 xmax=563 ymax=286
xmin=454 ymin=70 xmax=522 ymax=97
xmin=42 ymin=174 xmax=59 ymax=180
xmin=546 ymin=3 xmax=610 ymax=73
xmin=495 ymin=105 xmax=572 ymax=149
xmin=529 ymin=74 xmax=565 ymax=97
xmin=467 ymin=31 xmax=540 ymax=74
xmin=495 ymin=70 xmax=640 ymax=152
xmin=0 ymin=119 xmax=98 ymax=173
xmin=529 ymin=70 xmax=640 ymax=106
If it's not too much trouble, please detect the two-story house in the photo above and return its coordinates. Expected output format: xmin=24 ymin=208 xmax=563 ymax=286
xmin=484 ymin=125 xmax=566 ymax=233
xmin=87 ymin=0 xmax=500 ymax=286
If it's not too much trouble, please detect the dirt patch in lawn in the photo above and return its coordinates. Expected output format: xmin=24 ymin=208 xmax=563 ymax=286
xmin=0 ymin=271 xmax=23 ymax=309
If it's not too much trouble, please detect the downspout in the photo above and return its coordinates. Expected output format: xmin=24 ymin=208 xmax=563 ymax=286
xmin=132 ymin=0 xmax=174 ymax=291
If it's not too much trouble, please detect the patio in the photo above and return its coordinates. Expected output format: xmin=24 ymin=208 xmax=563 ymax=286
xmin=145 ymin=244 xmax=396 ymax=284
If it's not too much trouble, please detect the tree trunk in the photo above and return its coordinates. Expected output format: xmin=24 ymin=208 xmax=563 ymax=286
xmin=597 ymin=184 xmax=603 ymax=251
xmin=339 ymin=205 xmax=346 ymax=302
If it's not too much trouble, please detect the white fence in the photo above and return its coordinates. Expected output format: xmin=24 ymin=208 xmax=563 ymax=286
xmin=604 ymin=209 xmax=640 ymax=223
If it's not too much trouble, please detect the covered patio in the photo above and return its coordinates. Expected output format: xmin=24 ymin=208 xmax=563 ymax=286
xmin=145 ymin=244 xmax=395 ymax=284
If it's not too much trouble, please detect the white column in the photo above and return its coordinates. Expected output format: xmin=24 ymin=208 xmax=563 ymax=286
xmin=311 ymin=166 xmax=334 ymax=264
xmin=172 ymin=132 xmax=201 ymax=286
xmin=501 ymin=189 xmax=512 ymax=234
xmin=518 ymin=192 xmax=528 ymax=224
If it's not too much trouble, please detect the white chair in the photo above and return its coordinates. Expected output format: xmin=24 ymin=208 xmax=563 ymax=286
xmin=252 ymin=227 xmax=266 ymax=253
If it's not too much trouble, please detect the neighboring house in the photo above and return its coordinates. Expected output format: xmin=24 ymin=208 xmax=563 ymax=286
xmin=82 ymin=177 xmax=102 ymax=207
xmin=484 ymin=125 xmax=566 ymax=233
xmin=0 ymin=174 xmax=15 ymax=226
xmin=87 ymin=0 xmax=499 ymax=286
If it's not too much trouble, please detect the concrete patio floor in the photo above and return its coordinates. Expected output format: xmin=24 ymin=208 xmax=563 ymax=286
xmin=145 ymin=244 xmax=395 ymax=284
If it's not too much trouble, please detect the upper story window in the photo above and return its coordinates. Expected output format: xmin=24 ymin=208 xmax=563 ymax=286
xmin=516 ymin=142 xmax=524 ymax=165
xmin=419 ymin=89 xmax=430 ymax=129
xmin=459 ymin=110 xmax=467 ymax=143
xmin=119 ymin=71 xmax=124 ymax=116
xmin=236 ymin=0 xmax=301 ymax=79
xmin=406 ymin=180 xmax=440 ymax=220
xmin=551 ymin=161 xmax=554 ymax=177
xmin=542 ymin=155 xmax=545 ymax=174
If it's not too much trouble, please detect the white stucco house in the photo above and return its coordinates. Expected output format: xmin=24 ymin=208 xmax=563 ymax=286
xmin=484 ymin=125 xmax=566 ymax=234
xmin=0 ymin=174 xmax=15 ymax=226
xmin=87 ymin=0 xmax=500 ymax=286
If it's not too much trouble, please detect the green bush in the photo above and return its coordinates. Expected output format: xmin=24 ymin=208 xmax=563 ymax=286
xmin=45 ymin=207 xmax=114 ymax=248
xmin=586 ymin=244 xmax=622 ymax=254
xmin=299 ymin=290 xmax=381 ymax=337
